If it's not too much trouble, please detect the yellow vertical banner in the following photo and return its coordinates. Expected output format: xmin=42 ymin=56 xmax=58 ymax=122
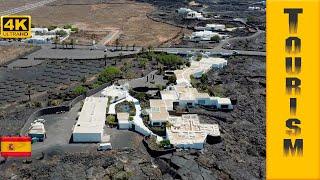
xmin=267 ymin=0 xmax=320 ymax=179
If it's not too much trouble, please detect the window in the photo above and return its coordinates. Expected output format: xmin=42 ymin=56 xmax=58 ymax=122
xmin=221 ymin=105 xmax=229 ymax=109
xmin=152 ymin=122 xmax=161 ymax=126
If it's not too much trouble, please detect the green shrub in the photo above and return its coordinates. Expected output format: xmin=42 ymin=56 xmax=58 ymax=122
xmin=98 ymin=66 xmax=121 ymax=83
xmin=73 ymin=86 xmax=87 ymax=95
xmin=210 ymin=35 xmax=221 ymax=42
xmin=56 ymin=30 xmax=68 ymax=37
xmin=106 ymin=115 xmax=117 ymax=126
xmin=160 ymin=140 xmax=171 ymax=148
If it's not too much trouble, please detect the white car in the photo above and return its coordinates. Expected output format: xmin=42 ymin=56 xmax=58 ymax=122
xmin=97 ymin=143 xmax=112 ymax=151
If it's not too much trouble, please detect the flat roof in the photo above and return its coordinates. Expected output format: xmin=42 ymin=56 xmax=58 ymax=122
xmin=217 ymin=98 xmax=232 ymax=105
xmin=166 ymin=114 xmax=220 ymax=145
xmin=73 ymin=97 xmax=108 ymax=134
xmin=150 ymin=99 xmax=167 ymax=108
xmin=117 ymin=112 xmax=129 ymax=122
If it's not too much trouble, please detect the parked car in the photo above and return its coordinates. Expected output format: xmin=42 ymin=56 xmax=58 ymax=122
xmin=97 ymin=143 xmax=112 ymax=151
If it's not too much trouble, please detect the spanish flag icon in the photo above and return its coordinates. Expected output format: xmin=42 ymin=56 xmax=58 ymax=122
xmin=0 ymin=136 xmax=32 ymax=157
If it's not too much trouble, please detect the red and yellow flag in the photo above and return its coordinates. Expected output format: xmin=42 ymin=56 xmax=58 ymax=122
xmin=0 ymin=136 xmax=32 ymax=157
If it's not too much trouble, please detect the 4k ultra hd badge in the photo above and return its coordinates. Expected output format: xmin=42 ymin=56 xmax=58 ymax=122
xmin=0 ymin=15 xmax=31 ymax=39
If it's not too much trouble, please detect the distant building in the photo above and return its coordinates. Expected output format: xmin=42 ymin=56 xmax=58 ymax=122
xmin=186 ymin=11 xmax=204 ymax=20
xmin=190 ymin=30 xmax=226 ymax=41
xmin=72 ymin=97 xmax=108 ymax=143
xmin=31 ymin=28 xmax=49 ymax=34
xmin=248 ymin=6 xmax=261 ymax=10
xmin=195 ymin=24 xmax=226 ymax=31
xmin=176 ymin=8 xmax=193 ymax=15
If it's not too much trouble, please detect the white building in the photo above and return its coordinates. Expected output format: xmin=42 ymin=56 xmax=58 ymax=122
xmin=177 ymin=8 xmax=193 ymax=15
xmin=117 ymin=112 xmax=130 ymax=129
xmin=72 ymin=97 xmax=108 ymax=143
xmin=166 ymin=114 xmax=220 ymax=149
xmin=148 ymin=99 xmax=170 ymax=126
xmin=195 ymin=24 xmax=226 ymax=31
xmin=31 ymin=28 xmax=49 ymax=34
xmin=186 ymin=11 xmax=204 ymax=20
xmin=190 ymin=30 xmax=225 ymax=41
xmin=248 ymin=6 xmax=261 ymax=10
xmin=102 ymin=85 xmax=128 ymax=103
xmin=157 ymin=57 xmax=232 ymax=110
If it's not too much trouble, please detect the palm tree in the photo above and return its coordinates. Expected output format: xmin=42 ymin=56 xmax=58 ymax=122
xmin=126 ymin=44 xmax=129 ymax=51
xmin=26 ymin=84 xmax=32 ymax=102
xmin=54 ymin=35 xmax=59 ymax=49
xmin=115 ymin=39 xmax=120 ymax=50
xmin=104 ymin=54 xmax=108 ymax=66
xmin=70 ymin=38 xmax=75 ymax=49
xmin=132 ymin=44 xmax=136 ymax=51
xmin=147 ymin=45 xmax=154 ymax=52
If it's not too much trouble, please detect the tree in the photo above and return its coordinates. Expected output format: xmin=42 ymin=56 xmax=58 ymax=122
xmin=56 ymin=30 xmax=68 ymax=37
xmin=210 ymin=35 xmax=221 ymax=42
xmin=106 ymin=115 xmax=117 ymax=126
xmin=70 ymin=38 xmax=75 ymax=49
xmin=115 ymin=39 xmax=120 ymax=50
xmin=98 ymin=66 xmax=121 ymax=83
xmin=126 ymin=44 xmax=129 ymax=51
xmin=132 ymin=44 xmax=136 ymax=51
xmin=104 ymin=54 xmax=108 ymax=66
xmin=147 ymin=45 xmax=154 ymax=52
xmin=53 ymin=35 xmax=59 ymax=49
xmin=26 ymin=84 xmax=32 ymax=102
xmin=81 ymin=76 xmax=87 ymax=83
xmin=139 ymin=58 xmax=148 ymax=69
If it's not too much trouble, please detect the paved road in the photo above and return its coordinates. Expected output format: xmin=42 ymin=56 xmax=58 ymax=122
xmin=0 ymin=28 xmax=266 ymax=60
xmin=0 ymin=0 xmax=58 ymax=16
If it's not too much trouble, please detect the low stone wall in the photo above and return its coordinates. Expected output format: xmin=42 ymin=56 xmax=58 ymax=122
xmin=142 ymin=137 xmax=176 ymax=157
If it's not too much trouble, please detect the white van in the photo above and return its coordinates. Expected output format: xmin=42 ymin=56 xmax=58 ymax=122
xmin=97 ymin=143 xmax=112 ymax=151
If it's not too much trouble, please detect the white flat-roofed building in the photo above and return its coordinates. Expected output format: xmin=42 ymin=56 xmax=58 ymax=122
xmin=177 ymin=8 xmax=193 ymax=15
xmin=73 ymin=97 xmax=108 ymax=143
xmin=195 ymin=24 xmax=226 ymax=31
xmin=166 ymin=114 xmax=220 ymax=149
xmin=186 ymin=11 xmax=204 ymax=20
xmin=117 ymin=112 xmax=130 ymax=129
xmin=102 ymin=85 xmax=128 ymax=103
xmin=190 ymin=31 xmax=226 ymax=41
xmin=149 ymin=99 xmax=170 ymax=126
xmin=217 ymin=98 xmax=233 ymax=110
xmin=31 ymin=28 xmax=49 ymax=34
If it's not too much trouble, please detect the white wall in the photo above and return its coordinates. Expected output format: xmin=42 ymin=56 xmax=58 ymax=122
xmin=73 ymin=133 xmax=102 ymax=142
xmin=119 ymin=122 xmax=130 ymax=129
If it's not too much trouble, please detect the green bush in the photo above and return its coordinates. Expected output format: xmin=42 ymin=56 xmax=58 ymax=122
xmin=156 ymin=53 xmax=184 ymax=66
xmin=210 ymin=35 xmax=221 ymax=42
xmin=98 ymin=66 xmax=121 ymax=83
xmin=160 ymin=140 xmax=171 ymax=148
xmin=106 ymin=115 xmax=117 ymax=126
xmin=73 ymin=86 xmax=87 ymax=95
xmin=56 ymin=30 xmax=68 ymax=37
